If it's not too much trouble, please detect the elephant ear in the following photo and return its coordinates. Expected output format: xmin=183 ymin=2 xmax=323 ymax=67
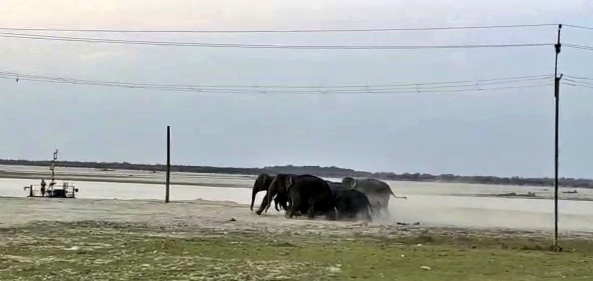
xmin=347 ymin=178 xmax=358 ymax=189
xmin=263 ymin=174 xmax=274 ymax=187
xmin=342 ymin=177 xmax=356 ymax=189
xmin=284 ymin=175 xmax=294 ymax=191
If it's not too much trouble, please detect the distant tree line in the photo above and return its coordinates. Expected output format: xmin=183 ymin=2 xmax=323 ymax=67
xmin=0 ymin=159 xmax=591 ymax=188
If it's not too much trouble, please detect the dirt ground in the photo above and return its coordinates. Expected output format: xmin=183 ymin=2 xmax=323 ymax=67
xmin=2 ymin=164 xmax=593 ymax=279
xmin=2 ymin=197 xmax=593 ymax=280
xmin=1 ymin=197 xmax=590 ymax=241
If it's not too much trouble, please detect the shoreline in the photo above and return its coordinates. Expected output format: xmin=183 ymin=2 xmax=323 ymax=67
xmin=1 ymin=160 xmax=591 ymax=189
xmin=0 ymin=172 xmax=246 ymax=188
xmin=0 ymin=168 xmax=590 ymax=190
xmin=1 ymin=171 xmax=592 ymax=203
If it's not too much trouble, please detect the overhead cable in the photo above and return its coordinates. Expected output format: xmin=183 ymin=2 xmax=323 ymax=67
xmin=0 ymin=71 xmax=552 ymax=94
xmin=564 ymin=44 xmax=593 ymax=51
xmin=0 ymin=32 xmax=554 ymax=50
xmin=0 ymin=23 xmax=558 ymax=34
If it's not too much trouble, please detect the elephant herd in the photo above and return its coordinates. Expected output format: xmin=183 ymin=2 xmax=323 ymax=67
xmin=250 ymin=173 xmax=407 ymax=222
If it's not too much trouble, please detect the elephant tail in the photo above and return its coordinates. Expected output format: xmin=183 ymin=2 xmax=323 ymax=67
xmin=389 ymin=188 xmax=407 ymax=200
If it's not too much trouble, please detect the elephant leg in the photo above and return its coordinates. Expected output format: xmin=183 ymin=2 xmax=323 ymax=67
xmin=274 ymin=196 xmax=286 ymax=212
xmin=280 ymin=199 xmax=289 ymax=213
xmin=307 ymin=198 xmax=316 ymax=219
xmin=374 ymin=205 xmax=383 ymax=218
xmin=335 ymin=199 xmax=350 ymax=221
xmin=381 ymin=206 xmax=392 ymax=221
xmin=363 ymin=207 xmax=373 ymax=222
xmin=325 ymin=208 xmax=337 ymax=221
xmin=288 ymin=196 xmax=301 ymax=219
xmin=255 ymin=195 xmax=270 ymax=215
xmin=382 ymin=203 xmax=390 ymax=219
xmin=362 ymin=201 xmax=373 ymax=221
xmin=294 ymin=203 xmax=305 ymax=217
xmin=369 ymin=205 xmax=379 ymax=219
xmin=379 ymin=197 xmax=390 ymax=218
xmin=334 ymin=205 xmax=344 ymax=221
xmin=281 ymin=199 xmax=291 ymax=216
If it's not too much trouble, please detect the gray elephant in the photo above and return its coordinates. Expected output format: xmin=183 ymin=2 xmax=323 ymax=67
xmin=341 ymin=177 xmax=407 ymax=219
xmin=332 ymin=188 xmax=373 ymax=221
xmin=264 ymin=174 xmax=337 ymax=220
xmin=251 ymin=173 xmax=289 ymax=215
xmin=326 ymin=181 xmax=346 ymax=192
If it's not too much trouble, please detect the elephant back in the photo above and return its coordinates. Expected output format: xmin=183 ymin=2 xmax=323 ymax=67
xmin=351 ymin=178 xmax=392 ymax=195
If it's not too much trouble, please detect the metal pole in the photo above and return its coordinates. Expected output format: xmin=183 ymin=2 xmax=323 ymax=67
xmin=553 ymin=24 xmax=562 ymax=250
xmin=165 ymin=126 xmax=171 ymax=203
xmin=50 ymin=149 xmax=58 ymax=191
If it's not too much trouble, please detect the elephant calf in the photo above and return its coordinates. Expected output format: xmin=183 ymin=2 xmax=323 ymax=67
xmin=332 ymin=189 xmax=373 ymax=221
xmin=341 ymin=177 xmax=407 ymax=219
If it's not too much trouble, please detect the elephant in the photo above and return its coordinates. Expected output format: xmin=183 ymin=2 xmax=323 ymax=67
xmin=283 ymin=180 xmax=344 ymax=218
xmin=251 ymin=173 xmax=289 ymax=215
xmin=263 ymin=174 xmax=337 ymax=220
xmin=332 ymin=189 xmax=373 ymax=221
xmin=341 ymin=177 xmax=407 ymax=219
xmin=326 ymin=181 xmax=346 ymax=192
xmin=288 ymin=180 xmax=345 ymax=218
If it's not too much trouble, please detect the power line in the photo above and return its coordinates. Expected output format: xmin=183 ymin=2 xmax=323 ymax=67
xmin=562 ymin=74 xmax=593 ymax=89
xmin=563 ymin=82 xmax=593 ymax=89
xmin=0 ymin=32 xmax=553 ymax=50
xmin=0 ymin=23 xmax=557 ymax=34
xmin=0 ymin=71 xmax=552 ymax=89
xmin=564 ymin=75 xmax=593 ymax=81
xmin=0 ymin=71 xmax=552 ymax=94
xmin=563 ymin=24 xmax=593 ymax=31
xmin=0 ymin=70 xmax=552 ymax=90
xmin=564 ymin=78 xmax=593 ymax=87
xmin=564 ymin=44 xmax=593 ymax=51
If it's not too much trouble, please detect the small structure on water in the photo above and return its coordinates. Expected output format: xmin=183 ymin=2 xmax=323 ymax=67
xmin=23 ymin=149 xmax=79 ymax=198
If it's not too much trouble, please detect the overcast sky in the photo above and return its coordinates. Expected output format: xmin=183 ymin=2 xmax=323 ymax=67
xmin=1 ymin=0 xmax=592 ymax=178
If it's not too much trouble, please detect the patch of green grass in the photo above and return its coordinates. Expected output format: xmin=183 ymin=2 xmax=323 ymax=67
xmin=0 ymin=223 xmax=592 ymax=280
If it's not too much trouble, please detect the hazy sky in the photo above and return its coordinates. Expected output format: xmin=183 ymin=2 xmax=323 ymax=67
xmin=1 ymin=0 xmax=593 ymax=178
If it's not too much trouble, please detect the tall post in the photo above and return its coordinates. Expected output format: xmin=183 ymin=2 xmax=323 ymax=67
xmin=50 ymin=149 xmax=58 ymax=190
xmin=165 ymin=126 xmax=171 ymax=203
xmin=553 ymin=24 xmax=562 ymax=250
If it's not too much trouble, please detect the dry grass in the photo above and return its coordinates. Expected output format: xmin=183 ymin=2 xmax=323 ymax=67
xmin=1 ymin=221 xmax=592 ymax=281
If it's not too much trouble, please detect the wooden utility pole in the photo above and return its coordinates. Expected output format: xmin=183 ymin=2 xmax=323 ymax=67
xmin=553 ymin=24 xmax=563 ymax=250
xmin=165 ymin=126 xmax=171 ymax=203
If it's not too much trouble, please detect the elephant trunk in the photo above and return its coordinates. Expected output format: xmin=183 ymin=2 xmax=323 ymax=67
xmin=250 ymin=186 xmax=258 ymax=211
xmin=250 ymin=174 xmax=266 ymax=211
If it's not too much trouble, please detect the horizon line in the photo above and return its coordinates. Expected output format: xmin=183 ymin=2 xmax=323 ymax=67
xmin=0 ymin=158 xmax=588 ymax=181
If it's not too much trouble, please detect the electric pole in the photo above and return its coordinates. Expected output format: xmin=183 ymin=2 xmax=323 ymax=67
xmin=165 ymin=126 xmax=171 ymax=203
xmin=553 ymin=24 xmax=562 ymax=251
